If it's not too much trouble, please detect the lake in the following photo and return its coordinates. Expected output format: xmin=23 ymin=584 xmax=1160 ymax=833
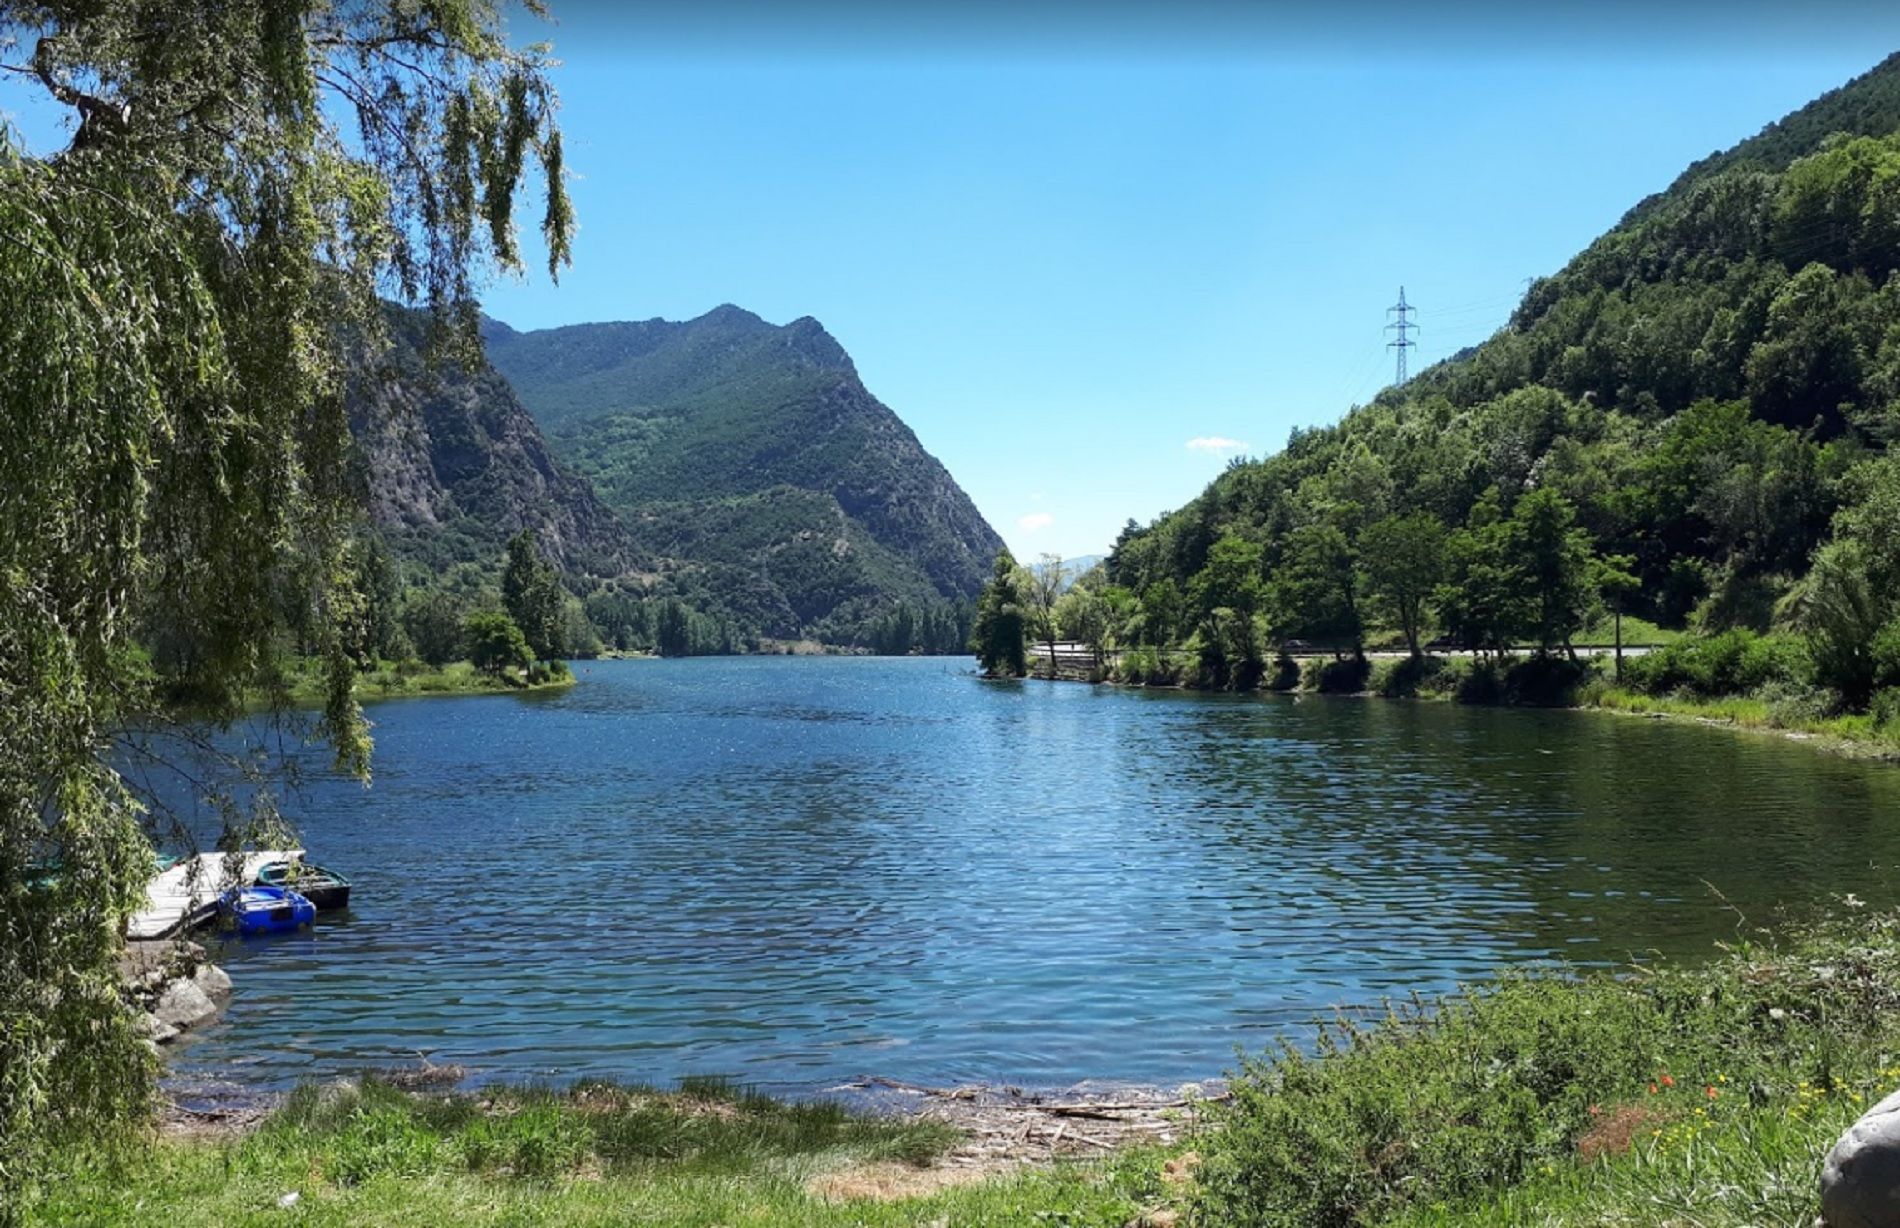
xmin=167 ymin=656 xmax=1900 ymax=1097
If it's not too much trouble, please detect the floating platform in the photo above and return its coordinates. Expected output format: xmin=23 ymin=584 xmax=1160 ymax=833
xmin=128 ymin=851 xmax=304 ymax=940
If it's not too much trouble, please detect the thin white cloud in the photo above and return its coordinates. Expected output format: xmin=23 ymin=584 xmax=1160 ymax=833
xmin=1186 ymin=435 xmax=1249 ymax=454
xmin=1018 ymin=512 xmax=1055 ymax=532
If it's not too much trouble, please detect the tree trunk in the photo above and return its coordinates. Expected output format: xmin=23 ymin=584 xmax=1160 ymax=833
xmin=1614 ymin=607 xmax=1624 ymax=682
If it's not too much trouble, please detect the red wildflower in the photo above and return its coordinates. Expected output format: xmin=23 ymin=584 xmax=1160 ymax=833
xmin=1706 ymin=1086 xmax=1719 ymax=1099
xmin=1648 ymin=1083 xmax=1659 ymax=1095
xmin=1588 ymin=1104 xmax=1602 ymax=1117
xmin=1660 ymin=1074 xmax=1675 ymax=1088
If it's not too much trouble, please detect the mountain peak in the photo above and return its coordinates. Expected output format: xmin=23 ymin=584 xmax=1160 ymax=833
xmin=693 ymin=303 xmax=767 ymax=330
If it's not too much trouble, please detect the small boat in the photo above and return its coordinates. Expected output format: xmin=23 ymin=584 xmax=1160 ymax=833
xmin=256 ymin=861 xmax=352 ymax=912
xmin=130 ymin=850 xmax=304 ymax=939
xmin=220 ymin=885 xmax=316 ymax=935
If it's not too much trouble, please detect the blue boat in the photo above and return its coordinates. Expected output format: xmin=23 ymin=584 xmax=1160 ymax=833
xmin=219 ymin=885 xmax=316 ymax=935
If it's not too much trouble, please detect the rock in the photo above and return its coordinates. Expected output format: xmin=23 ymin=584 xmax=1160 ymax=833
xmin=153 ymin=977 xmax=218 ymax=1032
xmin=193 ymin=963 xmax=233 ymax=997
xmin=277 ymin=1192 xmax=301 ymax=1209
xmin=1822 ymin=1088 xmax=1900 ymax=1227
xmin=138 ymin=1012 xmax=180 ymax=1044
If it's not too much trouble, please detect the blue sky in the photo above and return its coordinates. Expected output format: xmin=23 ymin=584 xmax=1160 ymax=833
xmin=10 ymin=5 xmax=1900 ymax=561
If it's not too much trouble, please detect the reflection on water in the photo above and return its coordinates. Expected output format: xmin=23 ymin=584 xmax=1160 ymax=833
xmin=167 ymin=657 xmax=1900 ymax=1093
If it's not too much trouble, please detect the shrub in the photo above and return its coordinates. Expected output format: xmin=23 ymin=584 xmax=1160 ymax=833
xmin=1262 ymin=654 xmax=1301 ymax=692
xmin=1312 ymin=655 xmax=1372 ymax=694
xmin=1370 ymin=655 xmax=1450 ymax=698
xmin=1118 ymin=645 xmax=1168 ymax=685
xmin=1873 ymin=687 xmax=1900 ymax=730
xmin=1454 ymin=658 xmax=1505 ymax=705
xmin=1501 ymin=655 xmax=1592 ymax=706
xmin=1622 ymin=629 xmax=1806 ymax=699
xmin=1758 ymin=678 xmax=1839 ymax=726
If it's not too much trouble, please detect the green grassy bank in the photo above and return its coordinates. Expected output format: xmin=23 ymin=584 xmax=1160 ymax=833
xmin=266 ymin=658 xmax=577 ymax=708
xmin=1582 ymin=682 xmax=1900 ymax=758
xmin=33 ymin=1079 xmax=1163 ymax=1226
xmin=37 ymin=914 xmax=1900 ymax=1226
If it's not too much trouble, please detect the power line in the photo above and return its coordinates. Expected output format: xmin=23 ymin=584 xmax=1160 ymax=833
xmin=1385 ymin=286 xmax=1417 ymax=386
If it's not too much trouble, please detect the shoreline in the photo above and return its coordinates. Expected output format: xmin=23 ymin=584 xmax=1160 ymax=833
xmin=249 ymin=664 xmax=578 ymax=711
xmin=1019 ymin=652 xmax=1900 ymax=765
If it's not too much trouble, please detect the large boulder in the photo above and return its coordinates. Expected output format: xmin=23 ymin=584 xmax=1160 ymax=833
xmin=193 ymin=963 xmax=233 ymax=997
xmin=152 ymin=977 xmax=218 ymax=1032
xmin=1823 ymin=1088 xmax=1900 ymax=1227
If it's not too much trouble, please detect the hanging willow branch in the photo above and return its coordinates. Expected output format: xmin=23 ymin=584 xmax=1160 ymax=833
xmin=0 ymin=0 xmax=573 ymax=1212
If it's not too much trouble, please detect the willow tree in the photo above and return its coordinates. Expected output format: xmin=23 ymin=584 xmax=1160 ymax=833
xmin=0 ymin=0 xmax=570 ymax=1204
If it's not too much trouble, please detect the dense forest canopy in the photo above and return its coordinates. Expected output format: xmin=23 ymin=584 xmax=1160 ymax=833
xmin=1092 ymin=53 xmax=1900 ymax=711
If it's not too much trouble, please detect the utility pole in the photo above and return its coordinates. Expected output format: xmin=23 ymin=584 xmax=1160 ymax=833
xmin=1385 ymin=286 xmax=1417 ymax=386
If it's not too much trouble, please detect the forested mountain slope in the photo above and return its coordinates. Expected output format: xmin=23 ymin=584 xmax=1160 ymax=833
xmin=1108 ymin=51 xmax=1900 ymax=679
xmin=482 ymin=305 xmax=1005 ymax=641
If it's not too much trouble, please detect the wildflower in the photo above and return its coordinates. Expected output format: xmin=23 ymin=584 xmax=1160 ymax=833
xmin=1588 ymin=1104 xmax=1601 ymax=1117
xmin=1706 ymin=1086 xmax=1719 ymax=1099
xmin=1660 ymin=1074 xmax=1675 ymax=1088
xmin=1649 ymin=1083 xmax=1659 ymax=1096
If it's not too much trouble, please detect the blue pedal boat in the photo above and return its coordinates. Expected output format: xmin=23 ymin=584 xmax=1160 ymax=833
xmin=219 ymin=885 xmax=316 ymax=935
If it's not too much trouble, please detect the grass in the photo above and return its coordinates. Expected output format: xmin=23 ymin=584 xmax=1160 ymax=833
xmin=1581 ymin=680 xmax=1900 ymax=757
xmin=32 ymin=1078 xmax=1169 ymax=1227
xmin=1573 ymin=613 xmax=1684 ymax=648
xmin=1194 ymin=910 xmax=1900 ymax=1227
xmin=267 ymin=659 xmax=577 ymax=708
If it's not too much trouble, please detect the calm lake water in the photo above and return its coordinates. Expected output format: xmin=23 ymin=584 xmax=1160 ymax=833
xmin=167 ymin=656 xmax=1900 ymax=1096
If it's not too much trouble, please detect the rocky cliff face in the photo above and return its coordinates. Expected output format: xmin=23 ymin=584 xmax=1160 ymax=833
xmin=347 ymin=310 xmax=637 ymax=578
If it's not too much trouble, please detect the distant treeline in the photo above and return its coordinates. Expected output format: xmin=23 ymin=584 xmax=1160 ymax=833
xmin=361 ymin=530 xmax=976 ymax=663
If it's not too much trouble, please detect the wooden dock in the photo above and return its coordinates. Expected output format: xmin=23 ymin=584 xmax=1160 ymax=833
xmin=129 ymin=851 xmax=303 ymax=940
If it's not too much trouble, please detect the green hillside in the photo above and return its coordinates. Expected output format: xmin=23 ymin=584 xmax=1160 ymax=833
xmin=1098 ymin=52 xmax=1900 ymax=710
xmin=482 ymin=306 xmax=1005 ymax=642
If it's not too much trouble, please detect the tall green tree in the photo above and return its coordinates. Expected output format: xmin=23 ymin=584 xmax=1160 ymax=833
xmin=1026 ymin=554 xmax=1067 ymax=679
xmin=1594 ymin=553 xmax=1641 ymax=679
xmin=464 ymin=610 xmax=533 ymax=678
xmin=1271 ymin=523 xmax=1362 ymax=655
xmin=0 ymin=0 xmax=570 ymax=1198
xmin=1438 ymin=492 xmax=1531 ymax=656
xmin=502 ymin=529 xmax=565 ymax=662
xmin=1188 ymin=534 xmax=1267 ymax=689
xmin=1359 ymin=512 xmax=1447 ymax=657
xmin=1055 ymin=583 xmax=1108 ymax=667
xmin=1512 ymin=489 xmax=1599 ymax=656
xmin=971 ymin=550 xmax=1028 ymax=678
xmin=402 ymin=591 xmax=469 ymax=667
